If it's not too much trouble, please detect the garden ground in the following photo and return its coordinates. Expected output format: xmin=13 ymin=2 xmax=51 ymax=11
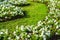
xmin=0 ymin=1 xmax=48 ymax=30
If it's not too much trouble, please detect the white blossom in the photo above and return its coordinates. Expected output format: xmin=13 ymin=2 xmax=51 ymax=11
xmin=0 ymin=32 xmax=4 ymax=34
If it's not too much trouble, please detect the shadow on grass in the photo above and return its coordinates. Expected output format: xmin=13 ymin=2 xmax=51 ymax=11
xmin=0 ymin=11 xmax=30 ymax=22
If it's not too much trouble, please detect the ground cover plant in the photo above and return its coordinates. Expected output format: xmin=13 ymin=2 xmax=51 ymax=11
xmin=0 ymin=5 xmax=24 ymax=21
xmin=0 ymin=0 xmax=24 ymax=21
xmin=9 ymin=0 xmax=30 ymax=6
xmin=0 ymin=0 xmax=60 ymax=40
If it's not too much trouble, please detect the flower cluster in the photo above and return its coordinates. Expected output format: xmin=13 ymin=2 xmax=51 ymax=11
xmin=9 ymin=0 xmax=28 ymax=5
xmin=0 ymin=0 xmax=24 ymax=21
xmin=0 ymin=4 xmax=24 ymax=21
xmin=45 ymin=0 xmax=60 ymax=35
xmin=0 ymin=25 xmax=51 ymax=40
xmin=38 ymin=0 xmax=60 ymax=36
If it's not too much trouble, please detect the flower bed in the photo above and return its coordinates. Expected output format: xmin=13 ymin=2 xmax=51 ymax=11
xmin=9 ymin=0 xmax=30 ymax=6
xmin=0 ymin=4 xmax=24 ymax=21
xmin=0 ymin=0 xmax=60 ymax=40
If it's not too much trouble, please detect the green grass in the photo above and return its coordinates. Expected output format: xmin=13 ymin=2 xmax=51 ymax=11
xmin=0 ymin=1 xmax=48 ymax=30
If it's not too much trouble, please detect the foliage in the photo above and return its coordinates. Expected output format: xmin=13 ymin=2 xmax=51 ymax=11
xmin=9 ymin=0 xmax=29 ymax=6
xmin=0 ymin=0 xmax=24 ymax=21
xmin=0 ymin=0 xmax=60 ymax=40
xmin=0 ymin=4 xmax=24 ymax=21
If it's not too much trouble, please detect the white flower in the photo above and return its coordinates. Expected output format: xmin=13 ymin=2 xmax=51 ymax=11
xmin=56 ymin=32 xmax=59 ymax=35
xmin=50 ymin=0 xmax=53 ymax=2
xmin=13 ymin=31 xmax=16 ymax=36
xmin=37 ymin=21 xmax=43 ymax=26
xmin=55 ymin=22 xmax=58 ymax=25
xmin=40 ymin=30 xmax=44 ymax=37
xmin=58 ymin=1 xmax=60 ymax=4
xmin=45 ymin=16 xmax=48 ymax=20
xmin=26 ymin=26 xmax=31 ymax=31
xmin=20 ymin=25 xmax=24 ymax=31
xmin=5 ymin=29 xmax=8 ymax=34
xmin=47 ymin=20 xmax=51 ymax=23
xmin=0 ymin=32 xmax=4 ymax=34
xmin=3 ymin=12 xmax=7 ymax=15
xmin=54 ymin=20 xmax=56 ymax=22
xmin=45 ymin=30 xmax=50 ymax=37
xmin=16 ymin=36 xmax=20 ymax=40
xmin=16 ymin=25 xmax=19 ymax=30
xmin=43 ymin=35 xmax=46 ymax=40
xmin=27 ymin=35 xmax=30 ymax=38
xmin=56 ymin=25 xmax=59 ymax=29
xmin=8 ymin=37 xmax=11 ymax=40
xmin=5 ymin=16 xmax=8 ymax=19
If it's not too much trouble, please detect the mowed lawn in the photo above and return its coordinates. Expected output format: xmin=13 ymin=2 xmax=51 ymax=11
xmin=0 ymin=1 xmax=48 ymax=30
